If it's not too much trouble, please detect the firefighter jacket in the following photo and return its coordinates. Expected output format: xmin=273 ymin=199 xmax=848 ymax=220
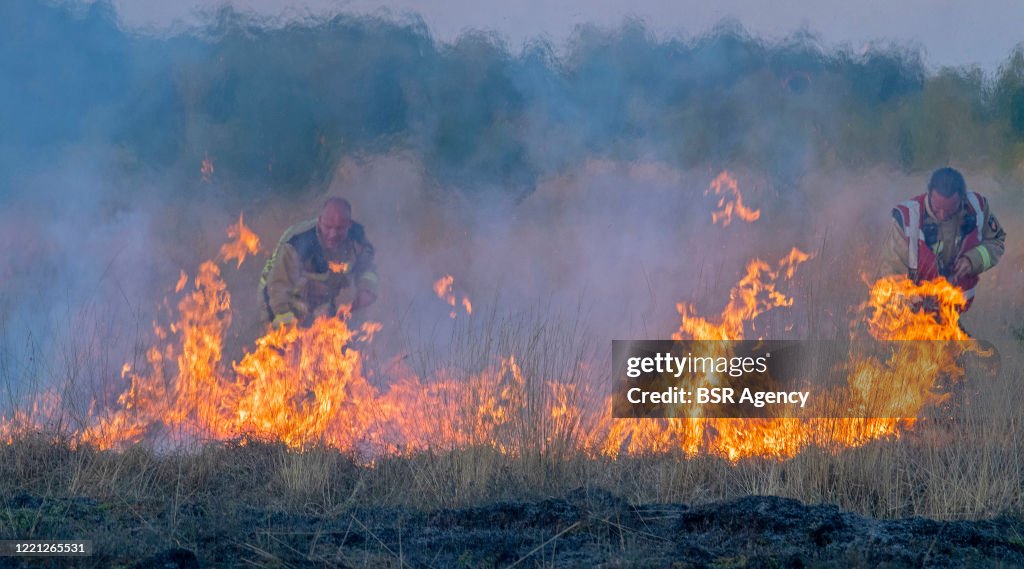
xmin=259 ymin=219 xmax=378 ymax=325
xmin=882 ymin=191 xmax=1006 ymax=311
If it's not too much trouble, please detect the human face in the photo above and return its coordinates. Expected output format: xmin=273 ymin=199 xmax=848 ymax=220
xmin=928 ymin=191 xmax=962 ymax=221
xmin=317 ymin=205 xmax=352 ymax=250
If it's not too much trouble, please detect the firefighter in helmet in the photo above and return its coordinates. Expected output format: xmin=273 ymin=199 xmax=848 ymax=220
xmin=882 ymin=167 xmax=1006 ymax=313
xmin=259 ymin=197 xmax=378 ymax=327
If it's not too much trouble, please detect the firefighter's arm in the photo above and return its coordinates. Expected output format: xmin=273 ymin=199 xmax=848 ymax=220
xmin=962 ymin=199 xmax=1007 ymax=274
xmin=879 ymin=219 xmax=911 ymax=278
xmin=350 ymin=224 xmax=379 ymax=308
xmin=266 ymin=244 xmax=308 ymax=325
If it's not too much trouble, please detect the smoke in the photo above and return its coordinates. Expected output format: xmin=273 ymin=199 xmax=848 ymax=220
xmin=7 ymin=1 xmax=1024 ymax=197
xmin=2 ymin=1 xmax=1022 ymax=416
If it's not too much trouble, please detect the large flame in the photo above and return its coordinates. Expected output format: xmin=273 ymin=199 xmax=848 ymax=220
xmin=1 ymin=218 xmax=978 ymax=463
xmin=843 ymin=275 xmax=975 ymax=420
xmin=706 ymin=171 xmax=761 ymax=227
xmin=61 ymin=251 xmax=573 ymax=454
xmin=80 ymin=260 xmax=380 ymax=450
xmin=598 ymin=255 xmax=974 ymax=462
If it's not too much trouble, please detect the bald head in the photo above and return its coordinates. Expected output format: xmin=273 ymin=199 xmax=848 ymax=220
xmin=322 ymin=197 xmax=352 ymax=217
xmin=317 ymin=197 xmax=353 ymax=250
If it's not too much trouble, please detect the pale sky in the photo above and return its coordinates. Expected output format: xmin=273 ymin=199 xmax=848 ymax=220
xmin=106 ymin=0 xmax=1024 ymax=71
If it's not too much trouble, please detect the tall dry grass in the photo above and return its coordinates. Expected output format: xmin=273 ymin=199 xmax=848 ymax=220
xmin=2 ymin=294 xmax=1022 ymax=525
xmin=1 ymin=244 xmax=1022 ymax=569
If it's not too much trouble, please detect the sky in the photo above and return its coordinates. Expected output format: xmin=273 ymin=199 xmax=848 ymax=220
xmin=106 ymin=0 xmax=1024 ymax=71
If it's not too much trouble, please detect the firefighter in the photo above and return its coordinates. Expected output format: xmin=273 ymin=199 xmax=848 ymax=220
xmin=259 ymin=197 xmax=378 ymax=327
xmin=883 ymin=167 xmax=1006 ymax=313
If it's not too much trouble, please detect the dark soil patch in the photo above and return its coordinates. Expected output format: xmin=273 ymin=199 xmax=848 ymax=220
xmin=3 ymin=489 xmax=1022 ymax=568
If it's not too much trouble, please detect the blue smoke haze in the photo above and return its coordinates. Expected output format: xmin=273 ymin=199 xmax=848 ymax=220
xmin=6 ymin=0 xmax=1024 ymax=200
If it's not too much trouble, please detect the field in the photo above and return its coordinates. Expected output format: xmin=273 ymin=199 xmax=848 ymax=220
xmin=3 ymin=291 xmax=1023 ymax=567
xmin=4 ymin=2 xmax=1024 ymax=567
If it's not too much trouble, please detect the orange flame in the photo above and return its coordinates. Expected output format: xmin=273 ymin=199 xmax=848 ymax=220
xmin=329 ymin=261 xmax=349 ymax=274
xmin=0 ymin=391 xmax=63 ymax=444
xmin=69 ymin=247 xmax=540 ymax=453
xmin=218 ymin=213 xmax=261 ymax=269
xmin=78 ymin=274 xmax=579 ymax=456
xmin=602 ymin=248 xmax=815 ymax=460
xmin=674 ymin=248 xmax=810 ymax=341
xmin=862 ymin=275 xmax=969 ymax=342
xmin=0 ymin=219 xmax=976 ymax=465
xmin=602 ymin=263 xmax=975 ymax=462
xmin=843 ymin=275 xmax=976 ymax=419
xmin=175 ymin=270 xmax=188 ymax=293
xmin=433 ymin=274 xmax=472 ymax=319
xmin=433 ymin=275 xmax=454 ymax=316
xmin=706 ymin=171 xmax=761 ymax=227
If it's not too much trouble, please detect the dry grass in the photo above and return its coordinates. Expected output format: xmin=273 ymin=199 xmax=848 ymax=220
xmin=3 ymin=359 xmax=1022 ymax=518
xmin=2 ymin=274 xmax=1023 ymax=566
xmin=2 ymin=383 xmax=1022 ymax=566
xmin=1 ymin=403 xmax=1022 ymax=562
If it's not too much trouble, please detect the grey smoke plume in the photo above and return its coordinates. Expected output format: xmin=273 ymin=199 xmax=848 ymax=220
xmin=1 ymin=1 xmax=1021 ymax=420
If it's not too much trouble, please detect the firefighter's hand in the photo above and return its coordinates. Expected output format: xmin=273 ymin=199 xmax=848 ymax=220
xmin=352 ymin=288 xmax=377 ymax=311
xmin=292 ymin=299 xmax=310 ymax=320
xmin=305 ymin=279 xmax=331 ymax=302
xmin=952 ymin=257 xmax=974 ymax=282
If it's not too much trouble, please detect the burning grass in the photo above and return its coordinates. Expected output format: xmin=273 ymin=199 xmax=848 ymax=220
xmin=2 ymin=398 xmax=1022 ymax=566
xmin=2 ymin=300 xmax=1022 ymax=518
xmin=2 ymin=333 xmax=1022 ymax=566
xmin=1 ymin=217 xmax=1022 ymax=565
xmin=1 ymin=231 xmax=1013 ymax=459
xmin=3 ymin=228 xmax=986 ymax=461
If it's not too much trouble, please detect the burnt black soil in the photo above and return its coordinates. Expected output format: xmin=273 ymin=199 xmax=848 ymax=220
xmin=4 ymin=489 xmax=1023 ymax=568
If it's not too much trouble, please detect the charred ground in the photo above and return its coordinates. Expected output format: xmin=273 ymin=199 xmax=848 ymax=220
xmin=7 ymin=487 xmax=1024 ymax=568
xmin=3 ymin=428 xmax=1024 ymax=568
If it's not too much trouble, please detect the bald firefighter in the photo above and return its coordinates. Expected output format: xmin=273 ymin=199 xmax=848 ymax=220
xmin=883 ymin=167 xmax=1006 ymax=313
xmin=259 ymin=198 xmax=378 ymax=327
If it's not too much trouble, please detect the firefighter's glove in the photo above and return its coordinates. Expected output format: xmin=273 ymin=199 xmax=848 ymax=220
xmin=952 ymin=257 xmax=974 ymax=283
xmin=272 ymin=312 xmax=298 ymax=327
xmin=292 ymin=299 xmax=310 ymax=321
